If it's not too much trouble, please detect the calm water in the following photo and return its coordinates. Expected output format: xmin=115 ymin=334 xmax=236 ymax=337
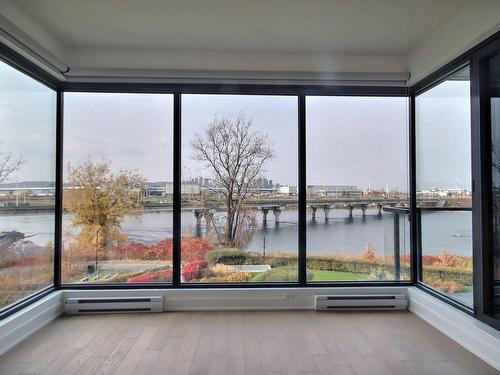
xmin=0 ymin=209 xmax=472 ymax=257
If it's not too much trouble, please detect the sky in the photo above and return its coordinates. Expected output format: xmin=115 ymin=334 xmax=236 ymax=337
xmin=1 ymin=57 xmax=471 ymax=191
xmin=416 ymin=79 xmax=471 ymax=190
xmin=0 ymin=61 xmax=56 ymax=183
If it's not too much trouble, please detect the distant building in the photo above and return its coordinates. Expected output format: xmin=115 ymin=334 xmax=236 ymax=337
xmin=142 ymin=182 xmax=201 ymax=196
xmin=307 ymin=185 xmax=361 ymax=198
xmin=278 ymin=185 xmax=297 ymax=195
xmin=417 ymin=187 xmax=470 ymax=199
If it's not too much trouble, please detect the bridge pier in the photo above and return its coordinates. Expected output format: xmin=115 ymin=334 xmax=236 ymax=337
xmin=203 ymin=209 xmax=216 ymax=231
xmin=193 ymin=209 xmax=204 ymax=226
xmin=348 ymin=205 xmax=354 ymax=218
xmin=361 ymin=205 xmax=367 ymax=218
xmin=259 ymin=205 xmax=285 ymax=223
xmin=323 ymin=206 xmax=331 ymax=220
xmin=261 ymin=208 xmax=270 ymax=223
xmin=273 ymin=207 xmax=283 ymax=223
xmin=377 ymin=204 xmax=383 ymax=216
xmin=311 ymin=206 xmax=317 ymax=219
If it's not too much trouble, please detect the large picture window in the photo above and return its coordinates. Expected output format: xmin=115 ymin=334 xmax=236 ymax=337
xmin=0 ymin=60 xmax=56 ymax=309
xmin=181 ymin=95 xmax=298 ymax=283
xmin=415 ymin=66 xmax=473 ymax=306
xmin=62 ymin=93 xmax=173 ymax=284
xmin=306 ymin=96 xmax=410 ymax=282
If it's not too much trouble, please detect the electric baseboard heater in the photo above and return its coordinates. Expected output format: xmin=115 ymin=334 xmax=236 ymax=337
xmin=315 ymin=294 xmax=407 ymax=311
xmin=65 ymin=296 xmax=163 ymax=314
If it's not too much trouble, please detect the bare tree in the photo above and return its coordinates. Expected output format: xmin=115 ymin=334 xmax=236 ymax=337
xmin=0 ymin=147 xmax=24 ymax=184
xmin=191 ymin=115 xmax=273 ymax=247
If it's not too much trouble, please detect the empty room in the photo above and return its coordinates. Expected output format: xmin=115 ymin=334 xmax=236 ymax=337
xmin=0 ymin=0 xmax=500 ymax=374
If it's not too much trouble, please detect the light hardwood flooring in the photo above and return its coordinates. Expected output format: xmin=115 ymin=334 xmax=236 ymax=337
xmin=0 ymin=310 xmax=498 ymax=375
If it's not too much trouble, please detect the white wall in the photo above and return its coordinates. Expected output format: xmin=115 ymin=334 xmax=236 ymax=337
xmin=408 ymin=1 xmax=500 ymax=85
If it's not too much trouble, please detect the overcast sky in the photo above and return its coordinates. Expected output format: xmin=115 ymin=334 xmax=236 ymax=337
xmin=0 ymin=61 xmax=56 ymax=182
xmin=1 ymin=58 xmax=471 ymax=191
xmin=416 ymin=79 xmax=471 ymax=190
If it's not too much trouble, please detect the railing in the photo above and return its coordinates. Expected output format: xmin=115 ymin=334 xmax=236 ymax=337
xmin=383 ymin=206 xmax=410 ymax=280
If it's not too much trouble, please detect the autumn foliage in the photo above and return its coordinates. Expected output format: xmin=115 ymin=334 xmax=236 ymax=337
xmin=111 ymin=236 xmax=215 ymax=262
xmin=127 ymin=269 xmax=172 ymax=283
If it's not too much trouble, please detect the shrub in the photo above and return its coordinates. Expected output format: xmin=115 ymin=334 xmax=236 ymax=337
xmin=422 ymin=265 xmax=472 ymax=286
xmin=110 ymin=236 xmax=215 ymax=262
xmin=181 ymin=260 xmax=207 ymax=282
xmin=127 ymin=269 xmax=172 ymax=283
xmin=205 ymin=248 xmax=248 ymax=265
xmin=360 ymin=243 xmax=380 ymax=263
xmin=426 ymin=278 xmax=463 ymax=293
xmin=368 ymin=267 xmax=393 ymax=281
xmin=181 ymin=237 xmax=216 ymax=263
xmin=251 ymin=266 xmax=310 ymax=282
xmin=207 ymin=263 xmax=236 ymax=277
xmin=197 ymin=272 xmax=252 ymax=283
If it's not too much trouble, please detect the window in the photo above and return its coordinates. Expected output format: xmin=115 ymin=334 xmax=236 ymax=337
xmin=181 ymin=95 xmax=298 ymax=283
xmin=488 ymin=53 xmax=500 ymax=319
xmin=415 ymin=66 xmax=473 ymax=306
xmin=306 ymin=96 xmax=409 ymax=282
xmin=62 ymin=93 xmax=173 ymax=284
xmin=0 ymin=60 xmax=56 ymax=309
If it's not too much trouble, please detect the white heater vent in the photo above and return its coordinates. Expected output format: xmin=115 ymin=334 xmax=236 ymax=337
xmin=315 ymin=294 xmax=407 ymax=311
xmin=65 ymin=296 xmax=163 ymax=314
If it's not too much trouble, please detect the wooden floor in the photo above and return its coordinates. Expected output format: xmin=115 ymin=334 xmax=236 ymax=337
xmin=0 ymin=311 xmax=497 ymax=375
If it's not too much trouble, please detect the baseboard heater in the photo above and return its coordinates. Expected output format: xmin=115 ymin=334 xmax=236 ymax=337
xmin=65 ymin=296 xmax=163 ymax=314
xmin=315 ymin=294 xmax=407 ymax=311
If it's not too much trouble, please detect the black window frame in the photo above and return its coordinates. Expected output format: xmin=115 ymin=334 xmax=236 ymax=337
xmin=57 ymin=86 xmax=409 ymax=291
xmin=1 ymin=29 xmax=500 ymax=332
xmin=0 ymin=45 xmax=60 ymax=320
xmin=410 ymin=30 xmax=500 ymax=329
xmin=411 ymin=63 xmax=475 ymax=314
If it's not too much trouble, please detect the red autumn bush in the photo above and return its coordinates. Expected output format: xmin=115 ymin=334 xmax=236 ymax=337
xmin=111 ymin=236 xmax=214 ymax=262
xmin=181 ymin=237 xmax=215 ymax=262
xmin=181 ymin=260 xmax=207 ymax=282
xmin=127 ymin=269 xmax=172 ymax=283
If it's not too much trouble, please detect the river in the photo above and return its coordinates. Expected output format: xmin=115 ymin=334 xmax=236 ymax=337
xmin=0 ymin=208 xmax=472 ymax=257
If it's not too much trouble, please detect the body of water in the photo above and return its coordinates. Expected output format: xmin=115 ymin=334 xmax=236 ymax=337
xmin=0 ymin=208 xmax=472 ymax=257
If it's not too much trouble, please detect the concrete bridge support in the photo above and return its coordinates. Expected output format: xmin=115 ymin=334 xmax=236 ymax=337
xmin=323 ymin=206 xmax=331 ymax=220
xmin=348 ymin=205 xmax=354 ymax=218
xmin=203 ymin=209 xmax=216 ymax=232
xmin=311 ymin=206 xmax=317 ymax=220
xmin=361 ymin=205 xmax=367 ymax=218
xmin=261 ymin=208 xmax=270 ymax=223
xmin=193 ymin=209 xmax=204 ymax=226
xmin=273 ymin=207 xmax=283 ymax=223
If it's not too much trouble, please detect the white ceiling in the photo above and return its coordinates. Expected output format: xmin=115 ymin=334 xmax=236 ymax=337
xmin=13 ymin=0 xmax=465 ymax=54
xmin=2 ymin=0 xmax=500 ymax=83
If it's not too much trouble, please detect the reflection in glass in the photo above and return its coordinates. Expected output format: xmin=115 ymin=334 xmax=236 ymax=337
xmin=415 ymin=66 xmax=473 ymax=305
xmin=63 ymin=93 xmax=173 ymax=283
xmin=306 ymin=96 xmax=409 ymax=281
xmin=0 ymin=60 xmax=56 ymax=309
xmin=181 ymin=95 xmax=298 ymax=282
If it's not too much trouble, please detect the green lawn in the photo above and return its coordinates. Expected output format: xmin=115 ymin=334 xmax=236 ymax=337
xmin=309 ymin=270 xmax=369 ymax=281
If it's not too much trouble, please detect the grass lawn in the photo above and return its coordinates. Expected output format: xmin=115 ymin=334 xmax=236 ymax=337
xmin=309 ymin=270 xmax=369 ymax=281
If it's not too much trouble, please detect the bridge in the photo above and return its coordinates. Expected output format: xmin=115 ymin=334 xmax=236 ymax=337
xmin=189 ymin=198 xmax=405 ymax=225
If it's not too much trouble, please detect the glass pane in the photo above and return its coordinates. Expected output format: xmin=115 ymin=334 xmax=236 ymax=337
xmin=489 ymin=53 xmax=500 ymax=318
xmin=415 ymin=66 xmax=473 ymax=306
xmin=181 ymin=95 xmax=298 ymax=283
xmin=0 ymin=60 xmax=56 ymax=309
xmin=306 ymin=96 xmax=409 ymax=282
xmin=63 ymin=93 xmax=173 ymax=283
